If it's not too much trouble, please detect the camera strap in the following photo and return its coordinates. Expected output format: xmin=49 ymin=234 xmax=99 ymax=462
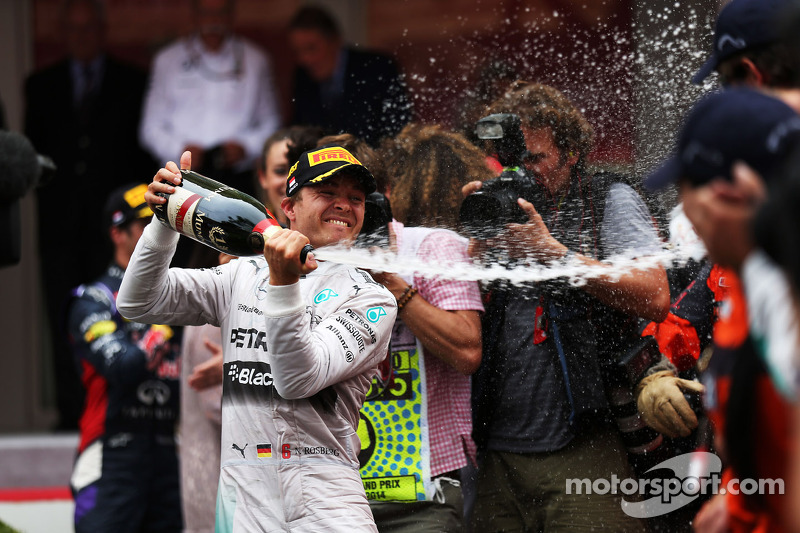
xmin=548 ymin=301 xmax=576 ymax=425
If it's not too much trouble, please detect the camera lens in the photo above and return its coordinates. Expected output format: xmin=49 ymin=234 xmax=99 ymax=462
xmin=358 ymin=192 xmax=393 ymax=247
xmin=460 ymin=191 xmax=504 ymax=238
xmin=459 ymin=187 xmax=527 ymax=239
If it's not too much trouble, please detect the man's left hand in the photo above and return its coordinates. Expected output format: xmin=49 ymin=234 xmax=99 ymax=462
xmin=188 ymin=345 xmax=223 ymax=391
xmin=681 ymin=162 xmax=766 ymax=271
xmin=637 ymin=370 xmax=705 ymax=438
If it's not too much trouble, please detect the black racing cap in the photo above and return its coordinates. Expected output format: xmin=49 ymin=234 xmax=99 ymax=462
xmin=286 ymin=146 xmax=376 ymax=197
xmin=103 ymin=183 xmax=153 ymax=228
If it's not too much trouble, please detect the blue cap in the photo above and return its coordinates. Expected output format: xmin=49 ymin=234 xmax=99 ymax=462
xmin=645 ymin=89 xmax=800 ymax=191
xmin=692 ymin=0 xmax=790 ymax=85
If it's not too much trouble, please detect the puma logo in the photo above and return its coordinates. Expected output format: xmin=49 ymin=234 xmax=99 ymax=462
xmin=232 ymin=443 xmax=247 ymax=458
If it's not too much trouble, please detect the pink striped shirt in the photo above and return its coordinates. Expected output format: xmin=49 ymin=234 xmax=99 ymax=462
xmin=393 ymin=221 xmax=484 ymax=477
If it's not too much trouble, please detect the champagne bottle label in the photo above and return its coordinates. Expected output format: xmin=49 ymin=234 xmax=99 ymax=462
xmin=160 ymin=185 xmax=236 ymax=251
xmin=162 ymin=186 xmax=203 ymax=241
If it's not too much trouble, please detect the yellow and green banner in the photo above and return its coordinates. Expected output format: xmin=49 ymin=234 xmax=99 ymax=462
xmin=358 ymin=327 xmax=431 ymax=502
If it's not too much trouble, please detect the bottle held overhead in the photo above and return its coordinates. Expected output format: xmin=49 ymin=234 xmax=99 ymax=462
xmin=153 ymin=169 xmax=313 ymax=262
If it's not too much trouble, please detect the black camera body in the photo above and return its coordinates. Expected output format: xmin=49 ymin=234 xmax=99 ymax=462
xmin=603 ymin=335 xmax=666 ymax=470
xmin=357 ymin=191 xmax=394 ymax=247
xmin=459 ymin=167 xmax=544 ymax=238
xmin=459 ymin=113 xmax=546 ymax=238
xmin=475 ymin=113 xmax=527 ymax=167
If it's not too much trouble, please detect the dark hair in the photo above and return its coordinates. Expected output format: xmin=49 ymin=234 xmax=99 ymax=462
xmin=259 ymin=126 xmax=325 ymax=173
xmin=258 ymin=128 xmax=290 ymax=175
xmin=285 ymin=125 xmax=325 ymax=169
xmin=256 ymin=125 xmax=324 ymax=210
xmin=378 ymin=123 xmax=494 ymax=230
xmin=288 ymin=5 xmax=341 ymax=40
xmin=717 ymin=43 xmax=800 ymax=88
xmin=487 ymin=81 xmax=594 ymax=174
xmin=316 ymin=133 xmax=388 ymax=194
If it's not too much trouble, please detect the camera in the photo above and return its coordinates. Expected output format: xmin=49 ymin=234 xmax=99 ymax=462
xmin=357 ymin=191 xmax=393 ymax=247
xmin=476 ymin=113 xmax=527 ymax=167
xmin=459 ymin=113 xmax=545 ymax=238
xmin=603 ymin=336 xmax=666 ymax=471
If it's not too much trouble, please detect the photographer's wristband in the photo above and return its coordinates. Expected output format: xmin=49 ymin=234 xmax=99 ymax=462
xmin=397 ymin=285 xmax=418 ymax=312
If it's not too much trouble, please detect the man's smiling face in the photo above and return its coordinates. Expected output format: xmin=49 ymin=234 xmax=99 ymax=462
xmin=282 ymin=173 xmax=366 ymax=248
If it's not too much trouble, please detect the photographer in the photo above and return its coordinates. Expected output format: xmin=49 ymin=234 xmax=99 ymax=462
xmin=464 ymin=82 xmax=679 ymax=532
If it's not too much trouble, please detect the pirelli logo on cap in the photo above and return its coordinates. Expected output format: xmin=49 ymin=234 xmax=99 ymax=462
xmin=287 ymin=145 xmax=374 ymax=197
xmin=308 ymin=147 xmax=362 ymax=167
xmin=123 ymin=184 xmax=150 ymax=209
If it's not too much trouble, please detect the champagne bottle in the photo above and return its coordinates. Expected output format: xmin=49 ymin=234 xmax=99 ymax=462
xmin=153 ymin=169 xmax=312 ymax=262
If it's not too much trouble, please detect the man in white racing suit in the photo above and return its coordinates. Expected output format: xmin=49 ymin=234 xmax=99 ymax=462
xmin=118 ymin=146 xmax=396 ymax=532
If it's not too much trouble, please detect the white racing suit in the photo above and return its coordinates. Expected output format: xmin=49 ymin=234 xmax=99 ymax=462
xmin=118 ymin=222 xmax=396 ymax=532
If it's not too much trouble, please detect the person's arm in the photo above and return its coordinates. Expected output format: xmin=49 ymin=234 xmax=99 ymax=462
xmin=562 ymin=249 xmax=669 ymax=322
xmin=402 ymin=308 xmax=480 ymax=375
xmin=186 ymin=327 xmax=224 ymax=397
xmin=373 ymin=271 xmax=481 ymax=375
xmin=187 ymin=336 xmax=224 ymax=426
xmin=117 ymin=154 xmax=232 ymax=326
xmin=264 ymin=279 xmax=397 ymax=400
xmin=370 ymin=231 xmax=483 ymax=375
xmin=117 ymin=218 xmax=232 ymax=326
xmin=67 ymin=286 xmax=173 ymax=387
xmin=502 ymin=185 xmax=670 ymax=322
xmin=139 ymin=48 xmax=184 ymax=164
xmin=692 ymin=492 xmax=729 ymax=533
xmin=188 ymin=348 xmax=224 ymax=391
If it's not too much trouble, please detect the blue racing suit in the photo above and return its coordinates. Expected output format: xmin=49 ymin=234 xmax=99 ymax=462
xmin=66 ymin=262 xmax=182 ymax=533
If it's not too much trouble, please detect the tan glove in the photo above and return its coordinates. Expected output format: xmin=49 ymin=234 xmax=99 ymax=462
xmin=636 ymin=370 xmax=705 ymax=438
